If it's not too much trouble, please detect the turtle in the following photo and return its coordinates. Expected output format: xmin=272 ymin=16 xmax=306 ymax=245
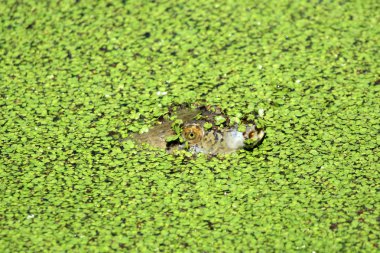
xmin=131 ymin=104 xmax=265 ymax=155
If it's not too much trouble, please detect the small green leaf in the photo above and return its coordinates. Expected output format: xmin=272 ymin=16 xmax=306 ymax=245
xmin=139 ymin=125 xmax=149 ymax=134
xmin=171 ymin=119 xmax=183 ymax=135
xmin=203 ymin=122 xmax=213 ymax=130
xmin=214 ymin=116 xmax=226 ymax=126
xmin=165 ymin=134 xmax=180 ymax=142
xmin=238 ymin=124 xmax=246 ymax=132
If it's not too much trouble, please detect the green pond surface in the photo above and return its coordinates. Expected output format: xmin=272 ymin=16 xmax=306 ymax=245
xmin=1 ymin=0 xmax=379 ymax=252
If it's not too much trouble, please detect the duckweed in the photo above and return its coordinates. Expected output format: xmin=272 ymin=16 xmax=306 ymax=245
xmin=0 ymin=0 xmax=379 ymax=252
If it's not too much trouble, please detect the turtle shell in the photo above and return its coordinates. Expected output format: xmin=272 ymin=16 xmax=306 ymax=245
xmin=131 ymin=104 xmax=265 ymax=155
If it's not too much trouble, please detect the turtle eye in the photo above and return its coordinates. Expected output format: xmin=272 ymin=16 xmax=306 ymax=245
xmin=182 ymin=124 xmax=204 ymax=144
xmin=187 ymin=132 xmax=196 ymax=140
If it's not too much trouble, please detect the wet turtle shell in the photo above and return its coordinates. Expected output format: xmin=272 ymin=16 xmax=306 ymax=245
xmin=131 ymin=104 xmax=265 ymax=155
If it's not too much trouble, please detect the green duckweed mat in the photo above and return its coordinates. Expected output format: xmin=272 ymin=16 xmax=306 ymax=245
xmin=1 ymin=0 xmax=379 ymax=252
